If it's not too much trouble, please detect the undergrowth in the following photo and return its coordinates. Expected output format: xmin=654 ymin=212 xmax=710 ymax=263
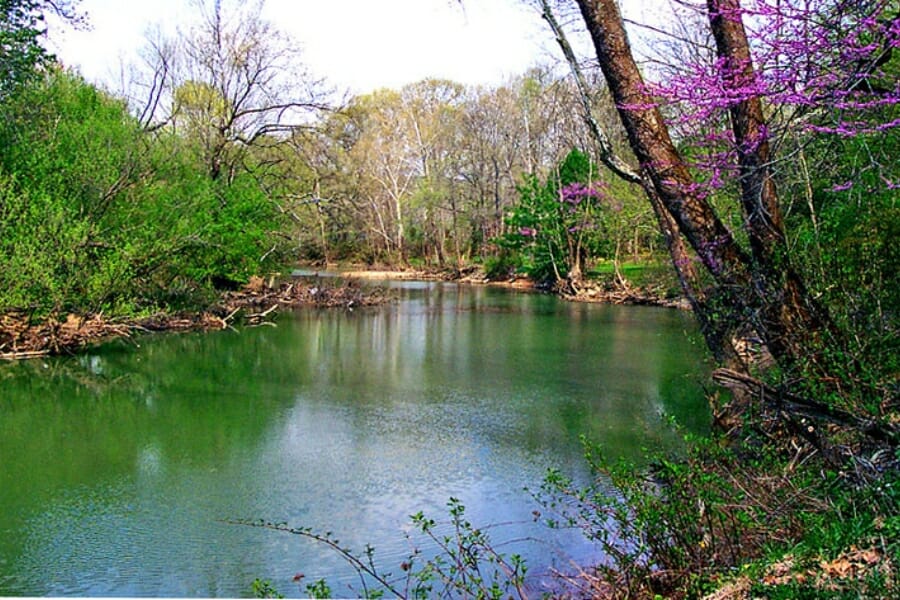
xmin=534 ymin=413 xmax=899 ymax=599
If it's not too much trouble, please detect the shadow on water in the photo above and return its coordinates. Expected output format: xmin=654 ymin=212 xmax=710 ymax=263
xmin=0 ymin=281 xmax=710 ymax=597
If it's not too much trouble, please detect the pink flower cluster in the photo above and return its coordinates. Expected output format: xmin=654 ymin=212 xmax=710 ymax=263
xmin=559 ymin=182 xmax=608 ymax=205
xmin=644 ymin=0 xmax=900 ymax=189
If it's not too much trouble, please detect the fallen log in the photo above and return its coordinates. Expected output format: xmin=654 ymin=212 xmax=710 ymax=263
xmin=712 ymin=368 xmax=898 ymax=446
xmin=0 ymin=349 xmax=50 ymax=361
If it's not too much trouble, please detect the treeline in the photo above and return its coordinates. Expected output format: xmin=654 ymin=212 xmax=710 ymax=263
xmin=290 ymin=72 xmax=657 ymax=275
xmin=0 ymin=0 xmax=666 ymax=318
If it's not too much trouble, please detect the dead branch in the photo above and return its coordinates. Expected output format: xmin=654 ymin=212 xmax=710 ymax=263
xmin=712 ymin=368 xmax=898 ymax=446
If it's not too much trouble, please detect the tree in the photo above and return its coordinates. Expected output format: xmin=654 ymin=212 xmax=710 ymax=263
xmin=289 ymin=68 xmax=659 ymax=270
xmin=566 ymin=0 xmax=900 ymax=398
xmin=400 ymin=79 xmax=466 ymax=266
xmin=535 ymin=0 xmax=739 ymax=364
xmin=142 ymin=0 xmax=327 ymax=184
xmin=456 ymin=82 xmax=537 ymax=256
xmin=0 ymin=0 xmax=81 ymax=98
xmin=501 ymin=148 xmax=617 ymax=288
xmin=119 ymin=0 xmax=332 ymax=283
xmin=0 ymin=67 xmax=294 ymax=313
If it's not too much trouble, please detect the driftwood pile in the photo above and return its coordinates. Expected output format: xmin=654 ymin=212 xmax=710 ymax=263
xmin=222 ymin=275 xmax=391 ymax=311
xmin=0 ymin=277 xmax=393 ymax=361
xmin=566 ymin=281 xmax=691 ymax=309
xmin=0 ymin=311 xmax=133 ymax=361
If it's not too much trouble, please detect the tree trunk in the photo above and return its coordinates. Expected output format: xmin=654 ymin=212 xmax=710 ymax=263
xmin=706 ymin=0 xmax=836 ymax=370
xmin=541 ymin=0 xmax=743 ymax=365
xmin=575 ymin=0 xmax=754 ymax=365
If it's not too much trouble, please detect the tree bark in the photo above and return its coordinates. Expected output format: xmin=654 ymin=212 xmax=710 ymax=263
xmin=706 ymin=0 xmax=835 ymax=369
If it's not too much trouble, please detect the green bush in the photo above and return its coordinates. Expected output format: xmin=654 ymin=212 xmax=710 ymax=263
xmin=497 ymin=149 xmax=615 ymax=285
xmin=0 ymin=71 xmax=288 ymax=315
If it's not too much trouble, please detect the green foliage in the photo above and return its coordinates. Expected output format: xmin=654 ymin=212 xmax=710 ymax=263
xmin=788 ymin=127 xmax=900 ymax=387
xmin=0 ymin=70 xmax=288 ymax=315
xmin=744 ymin=471 xmax=900 ymax=599
xmin=0 ymin=173 xmax=89 ymax=310
xmin=250 ymin=578 xmax=283 ymax=599
xmin=482 ymin=251 xmax=521 ymax=280
xmin=498 ymin=149 xmax=615 ymax=284
xmin=304 ymin=578 xmax=332 ymax=599
xmin=536 ymin=428 xmax=899 ymax=598
xmin=0 ymin=0 xmax=63 ymax=98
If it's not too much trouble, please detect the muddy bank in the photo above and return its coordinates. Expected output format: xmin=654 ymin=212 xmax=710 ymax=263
xmin=563 ymin=282 xmax=691 ymax=310
xmin=335 ymin=266 xmax=688 ymax=309
xmin=0 ymin=277 xmax=392 ymax=361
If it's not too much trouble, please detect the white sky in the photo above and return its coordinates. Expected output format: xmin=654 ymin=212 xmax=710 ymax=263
xmin=47 ymin=0 xmax=668 ymax=95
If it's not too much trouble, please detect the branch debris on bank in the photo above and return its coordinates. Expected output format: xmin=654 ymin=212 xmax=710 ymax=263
xmin=0 ymin=276 xmax=392 ymax=360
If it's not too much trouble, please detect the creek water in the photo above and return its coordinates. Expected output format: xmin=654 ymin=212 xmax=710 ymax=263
xmin=0 ymin=280 xmax=710 ymax=597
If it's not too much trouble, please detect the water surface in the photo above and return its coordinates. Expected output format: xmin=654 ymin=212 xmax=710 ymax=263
xmin=0 ymin=281 xmax=709 ymax=597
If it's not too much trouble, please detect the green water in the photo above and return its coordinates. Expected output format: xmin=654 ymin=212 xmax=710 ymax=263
xmin=0 ymin=281 xmax=710 ymax=597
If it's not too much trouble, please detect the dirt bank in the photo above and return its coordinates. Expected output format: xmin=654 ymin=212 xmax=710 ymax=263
xmin=335 ymin=267 xmax=688 ymax=309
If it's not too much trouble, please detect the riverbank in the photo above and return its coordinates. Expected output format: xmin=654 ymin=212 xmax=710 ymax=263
xmin=332 ymin=265 xmax=690 ymax=310
xmin=0 ymin=266 xmax=685 ymax=361
xmin=0 ymin=277 xmax=393 ymax=361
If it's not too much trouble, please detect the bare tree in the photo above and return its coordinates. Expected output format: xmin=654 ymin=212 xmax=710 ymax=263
xmin=137 ymin=0 xmax=329 ymax=183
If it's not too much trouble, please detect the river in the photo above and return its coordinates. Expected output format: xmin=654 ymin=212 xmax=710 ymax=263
xmin=0 ymin=279 xmax=710 ymax=597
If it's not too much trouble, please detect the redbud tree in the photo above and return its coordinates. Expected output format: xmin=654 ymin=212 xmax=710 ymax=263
xmin=501 ymin=148 xmax=618 ymax=287
xmin=573 ymin=0 xmax=898 ymax=399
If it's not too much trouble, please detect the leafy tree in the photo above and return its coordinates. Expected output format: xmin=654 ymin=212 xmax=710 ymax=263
xmin=0 ymin=71 xmax=151 ymax=311
xmin=788 ymin=128 xmax=900 ymax=382
xmin=0 ymin=71 xmax=286 ymax=314
xmin=501 ymin=148 xmax=616 ymax=288
xmin=310 ymin=72 xmax=619 ymax=268
xmin=0 ymin=0 xmax=80 ymax=98
xmin=401 ymin=79 xmax=466 ymax=266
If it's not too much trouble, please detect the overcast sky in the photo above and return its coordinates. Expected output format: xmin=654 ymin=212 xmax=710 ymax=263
xmin=47 ymin=0 xmax=667 ymax=95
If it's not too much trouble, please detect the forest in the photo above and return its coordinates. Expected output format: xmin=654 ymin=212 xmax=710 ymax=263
xmin=1 ymin=0 xmax=898 ymax=597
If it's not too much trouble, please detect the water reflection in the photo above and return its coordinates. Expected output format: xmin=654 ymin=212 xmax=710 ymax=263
xmin=0 ymin=281 xmax=709 ymax=597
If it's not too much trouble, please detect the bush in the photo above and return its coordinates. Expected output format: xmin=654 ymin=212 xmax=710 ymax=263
xmin=0 ymin=71 xmax=288 ymax=314
xmin=535 ymin=419 xmax=899 ymax=598
xmin=497 ymin=149 xmax=617 ymax=285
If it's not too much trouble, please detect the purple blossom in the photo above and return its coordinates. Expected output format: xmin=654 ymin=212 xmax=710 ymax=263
xmin=518 ymin=227 xmax=537 ymax=237
xmin=830 ymin=181 xmax=854 ymax=192
xmin=616 ymin=101 xmax=660 ymax=111
xmin=880 ymin=176 xmax=900 ymax=190
xmin=559 ymin=182 xmax=608 ymax=205
xmin=643 ymin=0 xmax=900 ymax=190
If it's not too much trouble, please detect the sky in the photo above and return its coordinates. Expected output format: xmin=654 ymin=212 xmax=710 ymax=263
xmin=47 ymin=0 xmax=668 ymax=95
